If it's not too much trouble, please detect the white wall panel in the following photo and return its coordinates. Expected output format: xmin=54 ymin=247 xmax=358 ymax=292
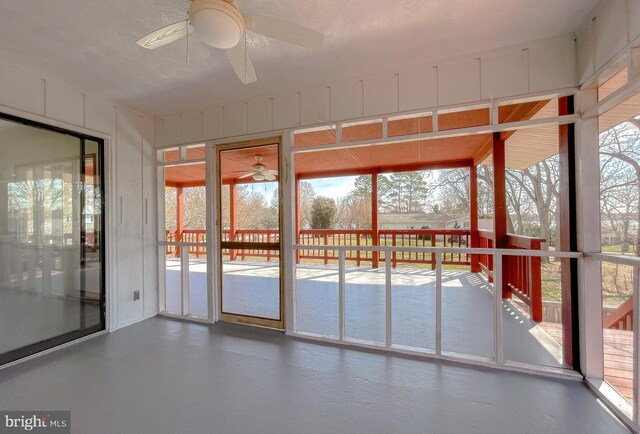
xmin=141 ymin=115 xmax=158 ymax=317
xmin=363 ymin=73 xmax=398 ymax=117
xmin=399 ymin=64 xmax=437 ymax=112
xmin=330 ymin=79 xmax=361 ymax=121
xmin=115 ymin=108 xmax=144 ymax=324
xmin=481 ymin=49 xmax=528 ymax=99
xmin=438 ymin=58 xmax=481 ymax=106
xmin=272 ymin=91 xmax=299 ymax=130
xmin=155 ymin=36 xmax=579 ymax=145
xmin=153 ymin=117 xmax=163 ymax=148
xmin=203 ymin=106 xmax=223 ymax=140
xmin=46 ymin=78 xmax=84 ymax=126
xmin=161 ymin=114 xmax=181 ymax=147
xmin=300 ymin=85 xmax=328 ymax=126
xmin=0 ymin=63 xmax=45 ymax=116
xmin=85 ymin=95 xmax=115 ymax=136
xmin=247 ymin=96 xmax=270 ymax=134
xmin=594 ymin=0 xmax=628 ymax=71
xmin=529 ymin=37 xmax=576 ymax=92
xmin=629 ymin=0 xmax=640 ymax=43
xmin=180 ymin=110 xmax=203 ymax=144
xmin=223 ymin=101 xmax=245 ymax=137
xmin=576 ymin=17 xmax=596 ymax=85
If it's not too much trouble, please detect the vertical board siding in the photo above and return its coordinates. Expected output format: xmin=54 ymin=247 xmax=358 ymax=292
xmin=155 ymin=35 xmax=578 ymax=147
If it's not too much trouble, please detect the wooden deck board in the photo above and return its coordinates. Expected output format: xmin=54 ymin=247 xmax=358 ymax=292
xmin=542 ymin=322 xmax=634 ymax=403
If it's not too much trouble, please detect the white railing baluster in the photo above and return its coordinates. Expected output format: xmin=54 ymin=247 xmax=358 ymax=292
xmin=385 ymin=253 xmax=392 ymax=348
xmin=181 ymin=247 xmax=190 ymax=317
xmin=436 ymin=252 xmax=442 ymax=356
xmin=339 ymin=250 xmax=345 ymax=342
xmin=494 ymin=252 xmax=504 ymax=365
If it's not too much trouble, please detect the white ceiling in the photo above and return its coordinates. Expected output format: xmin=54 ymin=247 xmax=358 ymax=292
xmin=0 ymin=0 xmax=598 ymax=116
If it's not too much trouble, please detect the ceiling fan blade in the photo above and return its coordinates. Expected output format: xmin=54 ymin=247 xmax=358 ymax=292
xmin=264 ymin=173 xmax=277 ymax=181
xmin=225 ymin=43 xmax=257 ymax=85
xmin=136 ymin=20 xmax=191 ymax=49
xmin=238 ymin=172 xmax=254 ymax=179
xmin=244 ymin=14 xmax=324 ymax=49
xmin=266 ymin=170 xmax=279 ymax=175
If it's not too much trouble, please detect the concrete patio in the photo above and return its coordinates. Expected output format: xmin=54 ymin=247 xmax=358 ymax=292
xmin=166 ymin=259 xmax=566 ymax=369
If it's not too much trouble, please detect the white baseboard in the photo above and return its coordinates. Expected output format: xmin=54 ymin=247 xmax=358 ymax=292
xmin=110 ymin=312 xmax=158 ymax=332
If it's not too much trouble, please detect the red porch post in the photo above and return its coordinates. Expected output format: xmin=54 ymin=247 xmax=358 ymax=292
xmin=371 ymin=170 xmax=379 ymax=268
xmin=470 ymin=165 xmax=480 ymax=272
xmin=176 ymin=184 xmax=184 ymax=258
xmin=492 ymin=132 xmax=509 ymax=299
xmin=558 ymin=95 xmax=576 ymax=368
xmin=229 ymin=182 xmax=237 ymax=260
xmin=295 ymin=179 xmax=301 ymax=263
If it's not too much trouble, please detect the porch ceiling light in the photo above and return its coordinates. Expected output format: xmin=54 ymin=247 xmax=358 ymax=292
xmin=252 ymin=172 xmax=266 ymax=181
xmin=188 ymin=0 xmax=245 ymax=49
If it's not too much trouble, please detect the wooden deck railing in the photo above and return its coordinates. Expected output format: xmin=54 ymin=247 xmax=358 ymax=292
xmin=166 ymin=228 xmax=471 ymax=268
xmin=378 ymin=229 xmax=470 ymax=268
xmin=478 ymin=230 xmax=544 ymax=322
xmin=603 ymin=297 xmax=633 ymax=331
xmin=166 ymin=228 xmax=545 ymax=321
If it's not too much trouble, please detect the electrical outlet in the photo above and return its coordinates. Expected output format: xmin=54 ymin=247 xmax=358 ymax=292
xmin=133 ymin=290 xmax=140 ymax=301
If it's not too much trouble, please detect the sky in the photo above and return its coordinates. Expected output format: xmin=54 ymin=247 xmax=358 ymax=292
xmin=249 ymin=172 xmax=447 ymax=202
xmin=248 ymin=176 xmax=359 ymax=202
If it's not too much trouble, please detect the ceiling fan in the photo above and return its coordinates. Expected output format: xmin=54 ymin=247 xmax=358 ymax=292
xmin=136 ymin=0 xmax=325 ymax=84
xmin=236 ymin=156 xmax=278 ymax=181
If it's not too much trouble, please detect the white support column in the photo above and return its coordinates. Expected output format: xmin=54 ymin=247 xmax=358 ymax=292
xmin=157 ymin=165 xmax=167 ymax=313
xmin=205 ymin=142 xmax=216 ymax=322
xmin=385 ymin=253 xmax=392 ymax=348
xmin=435 ymin=252 xmax=442 ymax=356
xmin=576 ymin=88 xmax=604 ymax=379
xmin=494 ymin=252 xmax=504 ymax=365
xmin=282 ymin=131 xmax=296 ymax=334
xmin=180 ymin=247 xmax=190 ymax=316
xmin=338 ymin=250 xmax=346 ymax=341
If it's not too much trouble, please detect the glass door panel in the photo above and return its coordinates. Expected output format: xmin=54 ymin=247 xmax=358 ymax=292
xmin=0 ymin=116 xmax=104 ymax=365
xmin=218 ymin=140 xmax=283 ymax=328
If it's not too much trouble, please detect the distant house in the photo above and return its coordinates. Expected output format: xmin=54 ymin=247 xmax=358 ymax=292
xmin=379 ymin=213 xmax=494 ymax=232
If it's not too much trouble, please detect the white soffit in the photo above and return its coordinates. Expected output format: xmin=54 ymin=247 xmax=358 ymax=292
xmin=0 ymin=0 xmax=598 ymax=116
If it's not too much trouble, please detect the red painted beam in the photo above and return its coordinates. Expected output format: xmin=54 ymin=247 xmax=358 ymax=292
xmin=295 ymin=179 xmax=301 ymax=263
xmin=296 ymin=159 xmax=473 ymax=180
xmin=558 ymin=96 xmax=575 ymax=368
xmin=176 ymin=185 xmax=184 ymax=258
xmin=492 ymin=133 xmax=509 ymax=299
xmin=372 ymin=170 xmax=379 ymax=268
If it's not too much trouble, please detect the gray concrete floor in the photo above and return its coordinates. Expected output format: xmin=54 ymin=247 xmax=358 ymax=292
xmin=0 ymin=288 xmax=101 ymax=354
xmin=168 ymin=261 xmax=565 ymax=368
xmin=0 ymin=317 xmax=629 ymax=434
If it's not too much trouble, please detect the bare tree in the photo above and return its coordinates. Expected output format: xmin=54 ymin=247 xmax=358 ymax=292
xmin=599 ymin=121 xmax=640 ymax=255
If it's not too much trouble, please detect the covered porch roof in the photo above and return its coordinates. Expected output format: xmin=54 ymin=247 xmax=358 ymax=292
xmin=163 ymin=98 xmax=561 ymax=186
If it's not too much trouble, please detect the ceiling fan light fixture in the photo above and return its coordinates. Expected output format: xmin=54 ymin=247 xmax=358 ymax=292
xmin=188 ymin=0 xmax=245 ymax=49
xmin=252 ymin=172 xmax=266 ymax=181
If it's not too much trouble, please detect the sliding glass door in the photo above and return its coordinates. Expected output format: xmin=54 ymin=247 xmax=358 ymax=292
xmin=0 ymin=114 xmax=105 ymax=365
